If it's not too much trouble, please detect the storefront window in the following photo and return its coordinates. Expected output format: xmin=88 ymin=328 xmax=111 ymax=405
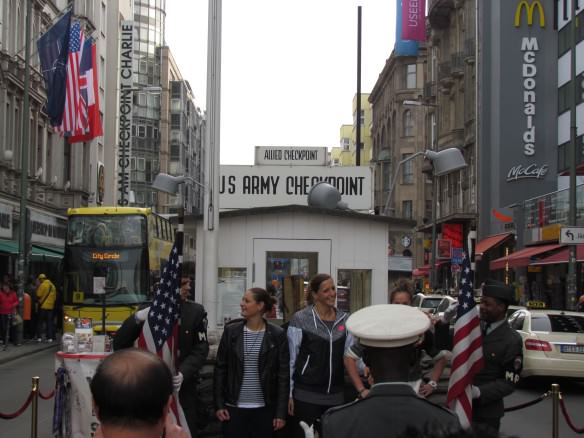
xmin=218 ymin=268 xmax=247 ymax=324
xmin=337 ymin=269 xmax=372 ymax=313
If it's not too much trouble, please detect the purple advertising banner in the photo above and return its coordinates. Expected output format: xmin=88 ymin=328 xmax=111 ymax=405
xmin=401 ymin=0 xmax=426 ymax=42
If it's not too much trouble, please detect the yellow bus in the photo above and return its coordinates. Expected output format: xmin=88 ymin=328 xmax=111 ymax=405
xmin=62 ymin=207 xmax=173 ymax=334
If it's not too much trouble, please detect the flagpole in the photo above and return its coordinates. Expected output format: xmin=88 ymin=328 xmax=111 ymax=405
xmin=16 ymin=0 xmax=33 ymax=345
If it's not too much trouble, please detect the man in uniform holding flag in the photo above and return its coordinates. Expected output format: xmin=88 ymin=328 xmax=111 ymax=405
xmin=471 ymin=279 xmax=523 ymax=433
xmin=114 ymin=242 xmax=209 ymax=437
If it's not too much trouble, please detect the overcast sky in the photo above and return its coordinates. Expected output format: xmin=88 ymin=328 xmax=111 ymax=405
xmin=165 ymin=1 xmax=397 ymax=165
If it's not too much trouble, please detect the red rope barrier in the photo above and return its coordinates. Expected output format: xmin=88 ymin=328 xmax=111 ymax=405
xmin=0 ymin=391 xmax=34 ymax=420
xmin=39 ymin=389 xmax=55 ymax=400
xmin=560 ymin=397 xmax=584 ymax=434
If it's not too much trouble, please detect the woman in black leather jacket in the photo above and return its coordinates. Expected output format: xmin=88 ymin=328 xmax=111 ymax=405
xmin=213 ymin=287 xmax=289 ymax=438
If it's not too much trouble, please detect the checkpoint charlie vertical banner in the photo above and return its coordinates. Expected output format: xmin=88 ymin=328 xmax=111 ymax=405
xmin=219 ymin=166 xmax=373 ymax=211
xmin=117 ymin=21 xmax=134 ymax=206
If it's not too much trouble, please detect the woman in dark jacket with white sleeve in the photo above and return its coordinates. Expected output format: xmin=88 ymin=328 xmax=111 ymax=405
xmin=213 ymin=287 xmax=289 ymax=438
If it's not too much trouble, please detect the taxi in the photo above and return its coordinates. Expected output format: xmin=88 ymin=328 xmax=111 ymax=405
xmin=507 ymin=308 xmax=584 ymax=378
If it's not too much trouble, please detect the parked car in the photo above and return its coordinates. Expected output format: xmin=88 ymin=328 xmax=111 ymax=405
xmin=507 ymin=309 xmax=584 ymax=379
xmin=412 ymin=293 xmax=457 ymax=316
xmin=506 ymin=304 xmax=527 ymax=318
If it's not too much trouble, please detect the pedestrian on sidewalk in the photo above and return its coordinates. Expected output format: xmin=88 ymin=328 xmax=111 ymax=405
xmin=0 ymin=282 xmax=18 ymax=347
xmin=35 ymin=274 xmax=57 ymax=343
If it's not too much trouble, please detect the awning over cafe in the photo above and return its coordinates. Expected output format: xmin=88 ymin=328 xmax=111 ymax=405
xmin=490 ymin=244 xmax=563 ymax=270
xmin=475 ymin=233 xmax=513 ymax=259
xmin=531 ymin=245 xmax=584 ymax=265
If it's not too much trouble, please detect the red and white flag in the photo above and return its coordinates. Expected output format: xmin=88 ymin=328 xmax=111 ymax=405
xmin=446 ymin=251 xmax=484 ymax=428
xmin=68 ymin=40 xmax=103 ymax=143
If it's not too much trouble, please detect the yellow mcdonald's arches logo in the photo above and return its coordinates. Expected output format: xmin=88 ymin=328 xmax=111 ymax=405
xmin=514 ymin=0 xmax=545 ymax=28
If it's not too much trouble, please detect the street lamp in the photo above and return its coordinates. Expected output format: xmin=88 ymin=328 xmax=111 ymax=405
xmin=383 ymin=147 xmax=467 ymax=291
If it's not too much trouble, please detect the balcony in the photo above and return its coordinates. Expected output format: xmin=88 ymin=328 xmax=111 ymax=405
xmin=450 ymin=52 xmax=464 ymax=77
xmin=423 ymin=81 xmax=436 ymax=100
xmin=428 ymin=0 xmax=454 ymax=29
xmin=438 ymin=61 xmax=454 ymax=89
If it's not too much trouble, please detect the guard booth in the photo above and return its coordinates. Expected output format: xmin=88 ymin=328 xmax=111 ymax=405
xmin=189 ymin=204 xmax=416 ymax=325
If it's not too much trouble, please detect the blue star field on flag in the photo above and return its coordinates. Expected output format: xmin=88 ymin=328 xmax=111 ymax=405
xmin=457 ymin=252 xmax=476 ymax=318
xmin=148 ymin=242 xmax=182 ymax=349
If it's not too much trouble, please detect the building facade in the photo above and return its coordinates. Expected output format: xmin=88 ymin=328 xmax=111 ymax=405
xmin=369 ymin=48 xmax=430 ymax=276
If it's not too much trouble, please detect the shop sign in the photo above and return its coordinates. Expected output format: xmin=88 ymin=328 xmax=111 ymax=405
xmin=0 ymin=203 xmax=13 ymax=239
xmin=220 ymin=165 xmax=372 ymax=210
xmin=255 ymin=146 xmax=327 ymax=166
xmin=388 ymin=256 xmax=413 ymax=272
xmin=452 ymin=247 xmax=463 ymax=265
xmin=437 ymin=239 xmax=452 ymax=259
xmin=30 ymin=210 xmax=66 ymax=247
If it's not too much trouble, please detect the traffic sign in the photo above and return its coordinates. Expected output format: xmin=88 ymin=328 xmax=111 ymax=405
xmin=560 ymin=227 xmax=584 ymax=244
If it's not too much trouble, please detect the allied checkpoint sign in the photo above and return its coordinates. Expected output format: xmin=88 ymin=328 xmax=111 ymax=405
xmin=220 ymin=165 xmax=373 ymax=211
xmin=255 ymin=146 xmax=328 ymax=166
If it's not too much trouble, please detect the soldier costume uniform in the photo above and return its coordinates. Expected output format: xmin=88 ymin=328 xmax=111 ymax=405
xmin=114 ymin=297 xmax=209 ymax=436
xmin=321 ymin=305 xmax=460 ymax=438
xmin=472 ymin=279 xmax=523 ymax=432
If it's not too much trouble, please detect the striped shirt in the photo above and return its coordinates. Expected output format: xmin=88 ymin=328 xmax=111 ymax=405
xmin=237 ymin=326 xmax=266 ymax=408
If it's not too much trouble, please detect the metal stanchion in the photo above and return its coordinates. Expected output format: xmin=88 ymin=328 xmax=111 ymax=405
xmin=551 ymin=383 xmax=560 ymax=438
xmin=31 ymin=376 xmax=39 ymax=438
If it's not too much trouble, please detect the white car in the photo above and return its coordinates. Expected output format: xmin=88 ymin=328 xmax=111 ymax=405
xmin=508 ymin=309 xmax=584 ymax=379
xmin=412 ymin=293 xmax=457 ymax=316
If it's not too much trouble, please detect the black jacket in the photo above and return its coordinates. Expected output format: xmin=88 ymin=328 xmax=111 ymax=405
xmin=473 ymin=320 xmax=523 ymax=422
xmin=113 ymin=300 xmax=209 ymax=386
xmin=321 ymin=383 xmax=460 ymax=438
xmin=213 ymin=320 xmax=290 ymax=419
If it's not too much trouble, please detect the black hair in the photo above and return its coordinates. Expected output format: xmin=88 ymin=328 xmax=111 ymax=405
xmin=309 ymin=273 xmax=333 ymax=296
xmin=90 ymin=348 xmax=172 ymax=428
xmin=248 ymin=287 xmax=277 ymax=314
xmin=389 ymin=278 xmax=414 ymax=303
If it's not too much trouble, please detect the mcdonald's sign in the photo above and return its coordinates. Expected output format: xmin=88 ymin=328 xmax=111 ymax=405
xmin=514 ymin=0 xmax=546 ymax=27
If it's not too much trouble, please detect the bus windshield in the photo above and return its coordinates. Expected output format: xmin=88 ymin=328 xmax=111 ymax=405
xmin=67 ymin=215 xmax=146 ymax=247
xmin=63 ymin=215 xmax=149 ymax=306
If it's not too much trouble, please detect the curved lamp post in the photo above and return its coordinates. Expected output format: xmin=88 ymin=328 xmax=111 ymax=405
xmin=383 ymin=147 xmax=467 ymax=290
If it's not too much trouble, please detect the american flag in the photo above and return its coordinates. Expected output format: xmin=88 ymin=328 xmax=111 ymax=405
xmin=447 ymin=252 xmax=484 ymax=428
xmin=137 ymin=240 xmax=190 ymax=435
xmin=56 ymin=21 xmax=85 ymax=135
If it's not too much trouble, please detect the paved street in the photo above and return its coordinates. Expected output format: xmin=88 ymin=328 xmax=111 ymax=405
xmin=0 ymin=348 xmax=58 ymax=438
xmin=1 ymin=348 xmax=583 ymax=437
xmin=501 ymin=377 xmax=584 ymax=438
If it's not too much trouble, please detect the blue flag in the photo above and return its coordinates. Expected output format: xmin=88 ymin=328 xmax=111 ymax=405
xmin=37 ymin=11 xmax=71 ymax=126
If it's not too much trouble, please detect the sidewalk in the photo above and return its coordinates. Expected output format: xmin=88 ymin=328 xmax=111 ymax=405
xmin=0 ymin=339 xmax=59 ymax=366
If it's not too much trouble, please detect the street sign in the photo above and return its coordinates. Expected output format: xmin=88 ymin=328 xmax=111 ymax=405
xmin=560 ymin=227 xmax=584 ymax=244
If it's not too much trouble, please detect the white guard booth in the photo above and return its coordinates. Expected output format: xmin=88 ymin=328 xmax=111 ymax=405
xmin=190 ymin=205 xmax=415 ymax=324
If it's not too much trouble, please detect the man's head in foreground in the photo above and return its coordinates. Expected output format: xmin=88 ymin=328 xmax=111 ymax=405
xmin=90 ymin=348 xmax=174 ymax=436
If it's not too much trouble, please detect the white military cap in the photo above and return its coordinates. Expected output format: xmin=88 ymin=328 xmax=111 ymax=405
xmin=347 ymin=304 xmax=430 ymax=348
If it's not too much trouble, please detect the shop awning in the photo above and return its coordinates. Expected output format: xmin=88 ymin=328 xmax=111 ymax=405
xmin=0 ymin=240 xmax=19 ymax=254
xmin=490 ymin=244 xmax=563 ymax=270
xmin=412 ymin=261 xmax=449 ymax=277
xmin=0 ymin=240 xmax=63 ymax=259
xmin=31 ymin=245 xmax=63 ymax=259
xmin=475 ymin=233 xmax=513 ymax=258
xmin=413 ymin=266 xmax=430 ymax=277
xmin=531 ymin=245 xmax=584 ymax=265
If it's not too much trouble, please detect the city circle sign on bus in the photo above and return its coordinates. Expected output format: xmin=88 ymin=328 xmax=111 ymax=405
xmin=255 ymin=146 xmax=328 ymax=166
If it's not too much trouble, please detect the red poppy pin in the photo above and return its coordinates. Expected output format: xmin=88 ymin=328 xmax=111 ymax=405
xmin=338 ymin=324 xmax=345 ymax=331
